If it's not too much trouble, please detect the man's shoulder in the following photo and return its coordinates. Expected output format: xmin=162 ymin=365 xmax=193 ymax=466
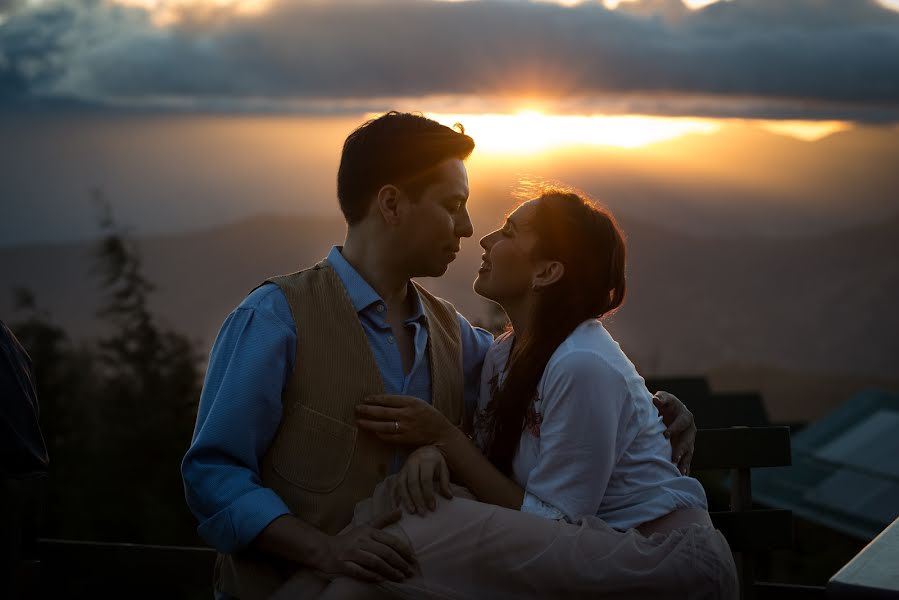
xmin=233 ymin=283 xmax=296 ymax=333
xmin=240 ymin=281 xmax=287 ymax=310
xmin=264 ymin=260 xmax=330 ymax=288
xmin=247 ymin=259 xmax=334 ymax=306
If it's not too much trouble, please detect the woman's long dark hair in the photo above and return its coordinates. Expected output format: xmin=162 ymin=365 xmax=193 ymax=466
xmin=485 ymin=190 xmax=627 ymax=475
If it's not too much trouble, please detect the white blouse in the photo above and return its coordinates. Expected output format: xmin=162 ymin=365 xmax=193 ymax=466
xmin=474 ymin=319 xmax=708 ymax=530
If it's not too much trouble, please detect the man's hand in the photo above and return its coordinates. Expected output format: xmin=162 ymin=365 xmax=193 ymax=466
xmin=356 ymin=394 xmax=455 ymax=447
xmin=393 ymin=445 xmax=453 ymax=515
xmin=312 ymin=509 xmax=416 ymax=583
xmin=653 ymin=391 xmax=696 ymax=476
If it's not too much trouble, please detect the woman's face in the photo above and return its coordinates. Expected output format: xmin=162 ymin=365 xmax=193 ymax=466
xmin=474 ymin=200 xmax=541 ymax=304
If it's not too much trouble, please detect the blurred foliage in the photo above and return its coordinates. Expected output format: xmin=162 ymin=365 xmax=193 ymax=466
xmin=10 ymin=193 xmax=202 ymax=546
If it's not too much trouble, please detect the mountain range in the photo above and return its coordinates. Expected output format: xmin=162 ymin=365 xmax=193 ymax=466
xmin=1 ymin=211 xmax=896 ymax=422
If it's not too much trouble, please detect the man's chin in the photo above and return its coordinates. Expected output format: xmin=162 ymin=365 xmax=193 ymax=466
xmin=412 ymin=262 xmax=449 ymax=279
xmin=430 ymin=263 xmax=450 ymax=277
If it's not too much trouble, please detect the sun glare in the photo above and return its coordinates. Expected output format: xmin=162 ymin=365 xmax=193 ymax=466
xmin=423 ymin=111 xmax=721 ymax=154
xmin=111 ymin=0 xmax=270 ymax=26
xmin=755 ymin=120 xmax=853 ymax=142
xmin=603 ymin=0 xmax=722 ymax=9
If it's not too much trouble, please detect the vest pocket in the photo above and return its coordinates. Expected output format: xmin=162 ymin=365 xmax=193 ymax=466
xmin=270 ymin=406 xmax=357 ymax=493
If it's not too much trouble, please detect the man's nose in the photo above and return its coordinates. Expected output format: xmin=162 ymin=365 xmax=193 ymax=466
xmin=456 ymin=207 xmax=474 ymax=239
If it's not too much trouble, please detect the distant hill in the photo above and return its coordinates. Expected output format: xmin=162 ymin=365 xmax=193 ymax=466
xmin=2 ymin=211 xmax=897 ymax=422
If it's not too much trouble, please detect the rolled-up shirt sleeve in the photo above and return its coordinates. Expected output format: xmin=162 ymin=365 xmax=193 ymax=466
xmin=521 ymin=350 xmax=636 ymax=523
xmin=181 ymin=287 xmax=296 ymax=553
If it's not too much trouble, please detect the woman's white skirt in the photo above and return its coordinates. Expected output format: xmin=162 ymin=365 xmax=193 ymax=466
xmin=273 ymin=476 xmax=739 ymax=600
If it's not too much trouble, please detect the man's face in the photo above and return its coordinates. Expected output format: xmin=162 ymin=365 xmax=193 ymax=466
xmin=399 ymin=158 xmax=473 ymax=278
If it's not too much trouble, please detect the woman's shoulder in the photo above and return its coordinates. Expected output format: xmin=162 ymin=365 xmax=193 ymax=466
xmin=546 ymin=320 xmax=629 ymax=375
xmin=541 ymin=320 xmax=649 ymax=404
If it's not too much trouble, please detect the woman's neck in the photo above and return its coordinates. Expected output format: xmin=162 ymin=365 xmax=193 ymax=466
xmin=501 ymin=295 xmax=536 ymax=343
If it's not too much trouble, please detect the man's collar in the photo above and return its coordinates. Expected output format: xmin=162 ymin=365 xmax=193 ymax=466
xmin=327 ymin=246 xmax=425 ymax=322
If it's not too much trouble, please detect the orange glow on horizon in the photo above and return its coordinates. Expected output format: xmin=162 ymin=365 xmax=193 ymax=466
xmin=421 ymin=110 xmax=722 ymax=153
xmin=754 ymin=120 xmax=853 ymax=142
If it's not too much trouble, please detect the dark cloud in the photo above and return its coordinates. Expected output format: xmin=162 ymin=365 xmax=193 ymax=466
xmin=0 ymin=0 xmax=27 ymax=15
xmin=1 ymin=0 xmax=898 ymax=116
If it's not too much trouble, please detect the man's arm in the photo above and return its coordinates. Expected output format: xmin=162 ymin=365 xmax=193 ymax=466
xmin=181 ymin=288 xmax=296 ymax=553
xmin=457 ymin=312 xmax=494 ymax=433
xmin=182 ymin=285 xmax=415 ymax=581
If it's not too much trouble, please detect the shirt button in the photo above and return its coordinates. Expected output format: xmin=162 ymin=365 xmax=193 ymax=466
xmin=387 ymin=335 xmax=395 ymax=344
xmin=377 ymin=304 xmax=385 ymax=313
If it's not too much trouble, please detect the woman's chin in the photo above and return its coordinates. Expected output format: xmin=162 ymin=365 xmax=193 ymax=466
xmin=473 ymin=276 xmax=492 ymax=300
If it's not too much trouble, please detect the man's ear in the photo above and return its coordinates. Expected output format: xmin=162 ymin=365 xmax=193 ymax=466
xmin=375 ymin=185 xmax=402 ymax=225
xmin=532 ymin=260 xmax=564 ymax=292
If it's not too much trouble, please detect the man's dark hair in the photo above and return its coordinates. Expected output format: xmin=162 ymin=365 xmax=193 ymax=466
xmin=337 ymin=111 xmax=475 ymax=225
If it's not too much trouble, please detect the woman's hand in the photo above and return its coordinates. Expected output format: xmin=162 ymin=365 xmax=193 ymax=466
xmin=392 ymin=445 xmax=453 ymax=515
xmin=356 ymin=394 xmax=456 ymax=447
xmin=652 ymin=391 xmax=696 ymax=476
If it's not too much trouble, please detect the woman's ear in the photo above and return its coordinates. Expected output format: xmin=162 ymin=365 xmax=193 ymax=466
xmin=532 ymin=260 xmax=564 ymax=292
xmin=375 ymin=184 xmax=402 ymax=225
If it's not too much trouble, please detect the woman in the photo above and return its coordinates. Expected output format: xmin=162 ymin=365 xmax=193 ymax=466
xmin=281 ymin=190 xmax=737 ymax=599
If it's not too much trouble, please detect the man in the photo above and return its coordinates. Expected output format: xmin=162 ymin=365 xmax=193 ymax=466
xmin=181 ymin=112 xmax=695 ymax=599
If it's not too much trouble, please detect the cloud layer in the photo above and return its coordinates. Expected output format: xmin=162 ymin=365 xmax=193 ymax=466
xmin=2 ymin=0 xmax=899 ymax=117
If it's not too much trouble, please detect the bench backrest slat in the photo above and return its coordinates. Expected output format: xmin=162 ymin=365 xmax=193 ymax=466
xmin=693 ymin=426 xmax=792 ymax=470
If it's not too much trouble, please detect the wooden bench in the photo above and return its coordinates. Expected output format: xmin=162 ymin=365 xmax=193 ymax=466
xmin=35 ymin=539 xmax=215 ymax=598
xmin=30 ymin=426 xmax=826 ymax=598
xmin=693 ymin=426 xmax=825 ymax=599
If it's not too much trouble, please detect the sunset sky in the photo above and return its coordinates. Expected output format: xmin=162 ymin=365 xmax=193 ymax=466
xmin=2 ymin=0 xmax=898 ymax=245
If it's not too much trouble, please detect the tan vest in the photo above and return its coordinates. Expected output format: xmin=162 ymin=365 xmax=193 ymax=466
xmin=216 ymin=261 xmax=464 ymax=598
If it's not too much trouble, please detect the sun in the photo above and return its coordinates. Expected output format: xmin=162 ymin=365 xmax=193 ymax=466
xmin=424 ymin=110 xmax=721 ymax=154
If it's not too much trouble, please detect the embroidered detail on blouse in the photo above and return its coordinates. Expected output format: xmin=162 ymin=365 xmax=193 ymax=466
xmin=475 ymin=371 xmax=544 ymax=448
xmin=472 ymin=372 xmax=500 ymax=452
xmin=524 ymin=396 xmax=543 ymax=438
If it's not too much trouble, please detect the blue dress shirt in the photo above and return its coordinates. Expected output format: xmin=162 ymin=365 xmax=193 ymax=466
xmin=181 ymin=247 xmax=494 ymax=554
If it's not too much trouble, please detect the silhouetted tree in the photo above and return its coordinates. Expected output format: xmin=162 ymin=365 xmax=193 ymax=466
xmin=9 ymin=194 xmax=203 ymax=544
